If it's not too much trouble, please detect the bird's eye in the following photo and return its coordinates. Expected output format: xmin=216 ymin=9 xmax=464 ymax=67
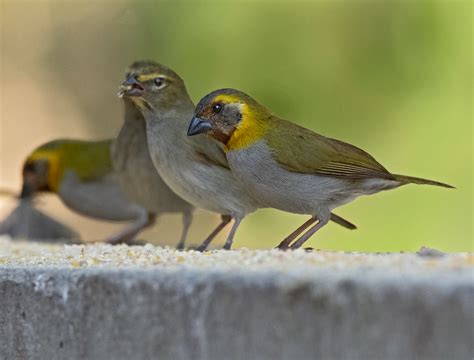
xmin=154 ymin=77 xmax=166 ymax=88
xmin=212 ymin=103 xmax=222 ymax=114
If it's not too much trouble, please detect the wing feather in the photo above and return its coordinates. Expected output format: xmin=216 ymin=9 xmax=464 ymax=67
xmin=266 ymin=117 xmax=394 ymax=180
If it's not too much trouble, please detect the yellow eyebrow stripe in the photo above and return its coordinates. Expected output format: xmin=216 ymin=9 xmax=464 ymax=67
xmin=214 ymin=94 xmax=243 ymax=104
xmin=136 ymin=73 xmax=167 ymax=82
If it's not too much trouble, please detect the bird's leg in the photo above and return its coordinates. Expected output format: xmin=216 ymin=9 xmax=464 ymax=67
xmin=276 ymin=217 xmax=317 ymax=250
xmin=196 ymin=215 xmax=232 ymax=252
xmin=330 ymin=213 xmax=357 ymax=230
xmin=106 ymin=212 xmax=156 ymax=245
xmin=290 ymin=216 xmax=330 ymax=249
xmin=222 ymin=217 xmax=242 ymax=250
xmin=176 ymin=211 xmax=193 ymax=250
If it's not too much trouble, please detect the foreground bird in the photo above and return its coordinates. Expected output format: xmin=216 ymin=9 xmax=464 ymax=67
xmin=113 ymin=89 xmax=194 ymax=248
xmin=119 ymin=60 xmax=357 ymax=250
xmin=188 ymin=88 xmax=454 ymax=249
xmin=21 ymin=139 xmax=187 ymax=245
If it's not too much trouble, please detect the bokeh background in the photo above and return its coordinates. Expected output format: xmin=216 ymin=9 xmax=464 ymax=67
xmin=0 ymin=0 xmax=471 ymax=251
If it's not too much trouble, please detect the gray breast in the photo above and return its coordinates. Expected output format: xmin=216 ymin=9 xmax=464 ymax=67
xmin=112 ymin=119 xmax=192 ymax=214
xmin=144 ymin=115 xmax=258 ymax=218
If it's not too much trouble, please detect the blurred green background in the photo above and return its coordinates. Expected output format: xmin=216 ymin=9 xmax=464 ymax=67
xmin=0 ymin=0 xmax=471 ymax=251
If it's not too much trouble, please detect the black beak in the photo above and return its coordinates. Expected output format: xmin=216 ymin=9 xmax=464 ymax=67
xmin=187 ymin=117 xmax=213 ymax=136
xmin=118 ymin=76 xmax=145 ymax=98
xmin=20 ymin=182 xmax=34 ymax=199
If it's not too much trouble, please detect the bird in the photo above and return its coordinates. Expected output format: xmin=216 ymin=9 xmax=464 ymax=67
xmin=113 ymin=84 xmax=194 ymax=249
xmin=20 ymin=139 xmax=189 ymax=246
xmin=119 ymin=60 xmax=357 ymax=250
xmin=0 ymin=197 xmax=80 ymax=242
xmin=187 ymin=88 xmax=454 ymax=250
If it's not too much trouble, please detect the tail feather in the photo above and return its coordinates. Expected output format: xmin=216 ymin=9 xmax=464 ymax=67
xmin=330 ymin=213 xmax=357 ymax=230
xmin=393 ymin=174 xmax=454 ymax=189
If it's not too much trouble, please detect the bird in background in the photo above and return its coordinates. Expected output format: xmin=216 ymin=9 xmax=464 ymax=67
xmin=187 ymin=88 xmax=454 ymax=249
xmin=0 ymin=196 xmax=80 ymax=242
xmin=19 ymin=139 xmax=185 ymax=245
xmin=113 ymin=85 xmax=194 ymax=249
xmin=118 ymin=60 xmax=356 ymax=251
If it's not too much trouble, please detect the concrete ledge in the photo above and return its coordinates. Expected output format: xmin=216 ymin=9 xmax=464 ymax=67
xmin=0 ymin=239 xmax=473 ymax=360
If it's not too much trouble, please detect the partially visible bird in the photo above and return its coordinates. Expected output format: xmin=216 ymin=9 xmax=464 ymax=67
xmin=0 ymin=197 xmax=80 ymax=242
xmin=112 ymin=87 xmax=194 ymax=248
xmin=188 ymin=88 xmax=454 ymax=249
xmin=119 ymin=60 xmax=356 ymax=251
xmin=20 ymin=139 xmax=189 ymax=245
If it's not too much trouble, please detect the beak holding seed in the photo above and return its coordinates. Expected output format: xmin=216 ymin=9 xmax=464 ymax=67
xmin=187 ymin=117 xmax=213 ymax=136
xmin=117 ymin=88 xmax=126 ymax=98
xmin=118 ymin=77 xmax=145 ymax=98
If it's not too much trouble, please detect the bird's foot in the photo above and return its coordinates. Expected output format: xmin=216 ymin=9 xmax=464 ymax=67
xmin=196 ymin=245 xmax=208 ymax=252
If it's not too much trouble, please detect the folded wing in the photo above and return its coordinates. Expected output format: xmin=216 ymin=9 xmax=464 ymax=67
xmin=266 ymin=117 xmax=394 ymax=180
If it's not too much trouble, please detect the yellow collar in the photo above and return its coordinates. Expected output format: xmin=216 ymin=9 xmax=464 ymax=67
xmin=213 ymin=95 xmax=268 ymax=152
xmin=27 ymin=150 xmax=62 ymax=192
xmin=226 ymin=113 xmax=268 ymax=151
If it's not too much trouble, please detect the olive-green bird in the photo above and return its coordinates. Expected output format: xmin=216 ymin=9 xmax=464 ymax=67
xmin=112 ymin=89 xmax=194 ymax=248
xmin=119 ymin=61 xmax=357 ymax=250
xmin=188 ymin=88 xmax=454 ymax=249
xmin=20 ymin=139 xmax=185 ymax=244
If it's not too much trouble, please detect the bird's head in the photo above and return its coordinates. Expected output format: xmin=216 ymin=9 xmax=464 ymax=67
xmin=118 ymin=60 xmax=189 ymax=114
xmin=188 ymin=88 xmax=271 ymax=151
xmin=21 ymin=146 xmax=59 ymax=198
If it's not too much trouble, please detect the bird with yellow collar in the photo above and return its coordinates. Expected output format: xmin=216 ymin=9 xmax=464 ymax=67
xmin=188 ymin=88 xmax=454 ymax=249
xmin=20 ymin=138 xmax=189 ymax=245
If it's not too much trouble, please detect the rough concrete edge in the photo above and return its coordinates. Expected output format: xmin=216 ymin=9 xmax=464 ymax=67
xmin=1 ymin=266 xmax=473 ymax=360
xmin=1 ymin=265 xmax=473 ymax=297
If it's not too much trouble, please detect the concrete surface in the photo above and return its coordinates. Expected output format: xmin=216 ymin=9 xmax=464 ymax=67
xmin=0 ymin=237 xmax=473 ymax=360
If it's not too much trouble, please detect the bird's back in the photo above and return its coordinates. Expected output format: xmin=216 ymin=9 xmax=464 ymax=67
xmin=34 ymin=138 xmax=113 ymax=183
